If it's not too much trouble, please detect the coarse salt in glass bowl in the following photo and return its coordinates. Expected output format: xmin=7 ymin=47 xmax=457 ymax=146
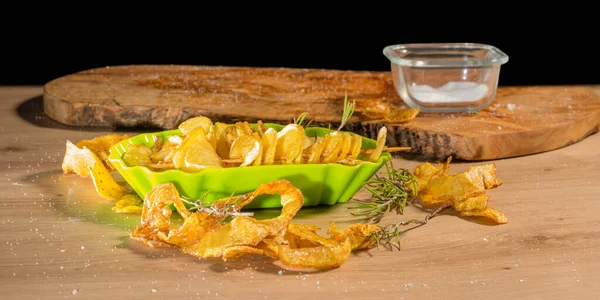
xmin=383 ymin=43 xmax=509 ymax=113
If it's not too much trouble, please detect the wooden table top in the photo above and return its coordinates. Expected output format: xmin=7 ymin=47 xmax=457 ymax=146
xmin=2 ymin=85 xmax=600 ymax=299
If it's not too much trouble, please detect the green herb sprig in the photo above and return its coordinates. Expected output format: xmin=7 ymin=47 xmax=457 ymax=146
xmin=349 ymin=161 xmax=418 ymax=223
xmin=180 ymin=192 xmax=254 ymax=218
xmin=293 ymin=112 xmax=313 ymax=128
xmin=337 ymin=94 xmax=355 ymax=131
xmin=369 ymin=203 xmax=452 ymax=250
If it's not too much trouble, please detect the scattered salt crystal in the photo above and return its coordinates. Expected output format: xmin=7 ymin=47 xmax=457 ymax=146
xmin=507 ymin=103 xmax=516 ymax=111
xmin=278 ymin=270 xmax=283 ymax=276
xmin=519 ymin=279 xmax=526 ymax=283
xmin=498 ymin=126 xmax=502 ymax=130
xmin=72 ymin=289 xmax=79 ymax=295
xmin=151 ymin=288 xmax=157 ymax=293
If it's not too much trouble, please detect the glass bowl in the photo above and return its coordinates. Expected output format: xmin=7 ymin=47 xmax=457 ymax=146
xmin=107 ymin=124 xmax=391 ymax=210
xmin=383 ymin=43 xmax=509 ymax=113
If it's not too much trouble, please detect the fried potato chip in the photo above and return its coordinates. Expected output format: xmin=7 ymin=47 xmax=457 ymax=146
xmin=122 ymin=144 xmax=153 ymax=167
xmin=328 ymin=222 xmax=380 ymax=251
xmin=235 ymin=121 xmax=255 ymax=137
xmin=368 ymin=126 xmax=387 ymax=162
xmin=275 ymin=124 xmax=305 ymax=164
xmin=149 ymin=135 xmax=163 ymax=152
xmin=414 ymin=157 xmax=507 ymax=224
xmin=284 ymin=223 xmax=338 ymax=249
xmin=129 ymin=179 xmax=379 ymax=270
xmin=173 ymin=127 xmax=223 ymax=172
xmin=151 ymin=145 xmax=175 ymax=163
xmin=62 ymin=141 xmax=97 ymax=177
xmin=355 ymin=99 xmax=419 ymax=123
xmin=306 ymin=137 xmax=326 ymax=164
xmin=222 ymin=245 xmax=277 ymax=260
xmin=178 ymin=116 xmax=214 ymax=136
xmin=206 ymin=126 xmax=217 ymax=151
xmin=349 ymin=135 xmax=363 ymax=160
xmin=224 ymin=125 xmax=239 ymax=150
xmin=89 ymin=161 xmax=131 ymax=201
xmin=321 ymin=131 xmax=343 ymax=163
xmin=256 ymin=120 xmax=268 ymax=137
xmin=277 ymin=229 xmax=352 ymax=270
xmin=62 ymin=141 xmax=129 ymax=201
xmin=229 ymin=134 xmax=263 ymax=166
xmin=130 ymin=182 xmax=189 ymax=248
xmin=214 ymin=122 xmax=231 ymax=159
xmin=112 ymin=193 xmax=143 ymax=214
xmin=159 ymin=136 xmax=183 ymax=163
xmin=261 ymin=128 xmax=277 ymax=165
xmin=337 ymin=132 xmax=352 ymax=161
xmin=75 ymin=133 xmax=129 ymax=170
xmin=383 ymin=107 xmax=420 ymax=123
xmin=183 ymin=179 xmax=304 ymax=258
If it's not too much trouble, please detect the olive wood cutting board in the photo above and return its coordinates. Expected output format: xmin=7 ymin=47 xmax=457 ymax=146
xmin=42 ymin=65 xmax=600 ymax=161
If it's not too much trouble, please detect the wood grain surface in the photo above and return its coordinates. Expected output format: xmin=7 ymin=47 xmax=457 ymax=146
xmin=42 ymin=65 xmax=600 ymax=161
xmin=3 ymin=86 xmax=600 ymax=299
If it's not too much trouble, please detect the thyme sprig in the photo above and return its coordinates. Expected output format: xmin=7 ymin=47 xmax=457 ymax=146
xmin=180 ymin=192 xmax=254 ymax=218
xmin=337 ymin=94 xmax=355 ymax=131
xmin=293 ymin=94 xmax=356 ymax=131
xmin=369 ymin=203 xmax=452 ymax=250
xmin=293 ymin=112 xmax=313 ymax=128
xmin=349 ymin=161 xmax=418 ymax=223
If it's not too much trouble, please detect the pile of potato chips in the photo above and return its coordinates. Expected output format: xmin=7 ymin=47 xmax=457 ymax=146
xmin=131 ymin=179 xmax=380 ymax=269
xmin=120 ymin=116 xmax=388 ymax=172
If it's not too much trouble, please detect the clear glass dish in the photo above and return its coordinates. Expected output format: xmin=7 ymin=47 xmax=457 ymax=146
xmin=383 ymin=43 xmax=509 ymax=113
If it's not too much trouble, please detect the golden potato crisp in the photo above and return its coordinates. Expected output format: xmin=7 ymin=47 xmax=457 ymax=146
xmin=173 ymin=127 xmax=223 ymax=172
xmin=275 ymin=124 xmax=305 ymax=164
xmin=122 ymin=144 xmax=153 ymax=167
xmin=112 ymin=193 xmax=143 ymax=214
xmin=355 ymin=99 xmax=419 ymax=123
xmin=414 ymin=158 xmax=507 ymax=224
xmin=214 ymin=122 xmax=231 ymax=159
xmin=368 ymin=127 xmax=387 ymax=162
xmin=260 ymin=128 xmax=278 ymax=165
xmin=277 ymin=229 xmax=352 ymax=270
xmin=178 ymin=115 xmax=213 ymax=136
xmin=75 ymin=133 xmax=129 ymax=170
xmin=229 ymin=134 xmax=263 ymax=166
xmin=62 ymin=141 xmax=129 ymax=201
xmin=111 ymin=114 xmax=395 ymax=171
xmin=129 ymin=179 xmax=378 ymax=270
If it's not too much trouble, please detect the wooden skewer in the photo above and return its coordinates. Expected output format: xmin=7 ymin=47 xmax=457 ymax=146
xmin=360 ymin=146 xmax=411 ymax=154
xmin=145 ymin=146 xmax=411 ymax=169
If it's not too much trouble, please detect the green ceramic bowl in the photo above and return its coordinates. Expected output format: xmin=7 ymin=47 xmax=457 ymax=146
xmin=108 ymin=123 xmax=390 ymax=209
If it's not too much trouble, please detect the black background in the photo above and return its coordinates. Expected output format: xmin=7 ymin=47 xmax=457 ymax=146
xmin=2 ymin=9 xmax=598 ymax=87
